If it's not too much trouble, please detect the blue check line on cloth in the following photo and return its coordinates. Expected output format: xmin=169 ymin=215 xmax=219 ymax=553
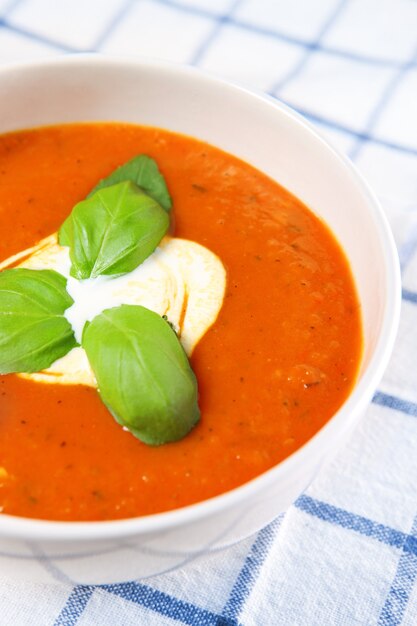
xmin=378 ymin=513 xmax=417 ymax=626
xmin=0 ymin=0 xmax=26 ymax=19
xmin=50 ymin=390 xmax=417 ymax=625
xmin=271 ymin=0 xmax=348 ymax=95
xmin=155 ymin=0 xmax=416 ymax=71
xmin=54 ymin=492 xmax=417 ymax=625
xmin=403 ymin=288 xmax=417 ymax=305
xmin=372 ymin=391 xmax=417 ymax=418
xmin=399 ymin=227 xmax=417 ymax=272
xmin=189 ymin=0 xmax=245 ymax=67
xmin=297 ymin=496 xmax=417 ymax=624
xmin=54 ymin=586 xmax=95 ymax=626
xmin=10 ymin=0 xmax=402 ymax=76
xmin=296 ymin=495 xmax=417 ymax=554
xmin=53 ymin=581 xmax=227 ymax=626
xmin=36 ymin=351 xmax=417 ymax=625
xmin=55 ymin=583 xmax=233 ymax=626
xmin=53 ymin=521 xmax=282 ymax=626
xmin=0 ymin=20 xmax=80 ymax=53
xmin=92 ymin=0 xmax=138 ymax=51
xmin=275 ymin=97 xmax=417 ymax=159
xmin=221 ymin=516 xmax=282 ymax=621
xmin=0 ymin=0 xmax=80 ymax=51
xmin=54 ymin=448 xmax=417 ymax=626
xmin=349 ymin=39 xmax=417 ymax=160
xmin=103 ymin=583 xmax=230 ymax=626
xmin=1 ymin=1 xmax=416 ymax=161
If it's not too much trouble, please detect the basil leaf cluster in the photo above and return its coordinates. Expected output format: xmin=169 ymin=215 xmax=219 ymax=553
xmin=0 ymin=155 xmax=200 ymax=446
xmin=0 ymin=269 xmax=77 ymax=373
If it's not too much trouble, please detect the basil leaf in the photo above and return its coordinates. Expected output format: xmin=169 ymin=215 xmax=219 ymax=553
xmin=0 ymin=268 xmax=77 ymax=374
xmin=89 ymin=155 xmax=172 ymax=212
xmin=82 ymin=305 xmax=200 ymax=446
xmin=59 ymin=181 xmax=169 ymax=280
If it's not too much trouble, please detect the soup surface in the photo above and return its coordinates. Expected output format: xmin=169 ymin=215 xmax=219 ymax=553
xmin=0 ymin=124 xmax=362 ymax=521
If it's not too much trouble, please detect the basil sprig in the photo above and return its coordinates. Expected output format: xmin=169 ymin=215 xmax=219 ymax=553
xmin=0 ymin=155 xmax=201 ymax=446
xmin=0 ymin=269 xmax=77 ymax=373
xmin=59 ymin=181 xmax=169 ymax=279
xmin=89 ymin=155 xmax=172 ymax=212
xmin=82 ymin=305 xmax=200 ymax=445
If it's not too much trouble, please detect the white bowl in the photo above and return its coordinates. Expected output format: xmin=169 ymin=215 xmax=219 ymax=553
xmin=0 ymin=55 xmax=400 ymax=584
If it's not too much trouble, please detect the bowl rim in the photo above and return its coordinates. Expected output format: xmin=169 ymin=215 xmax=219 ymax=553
xmin=0 ymin=54 xmax=402 ymax=542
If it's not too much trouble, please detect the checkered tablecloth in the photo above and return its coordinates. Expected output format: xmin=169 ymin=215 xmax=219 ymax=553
xmin=1 ymin=1 xmax=417 ymax=624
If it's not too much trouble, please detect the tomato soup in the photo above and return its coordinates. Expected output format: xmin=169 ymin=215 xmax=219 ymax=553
xmin=0 ymin=124 xmax=362 ymax=521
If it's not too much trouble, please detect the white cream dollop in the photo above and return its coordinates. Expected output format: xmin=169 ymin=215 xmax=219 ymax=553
xmin=1 ymin=233 xmax=226 ymax=387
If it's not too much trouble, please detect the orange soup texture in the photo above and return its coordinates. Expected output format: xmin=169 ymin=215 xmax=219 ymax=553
xmin=0 ymin=124 xmax=362 ymax=521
